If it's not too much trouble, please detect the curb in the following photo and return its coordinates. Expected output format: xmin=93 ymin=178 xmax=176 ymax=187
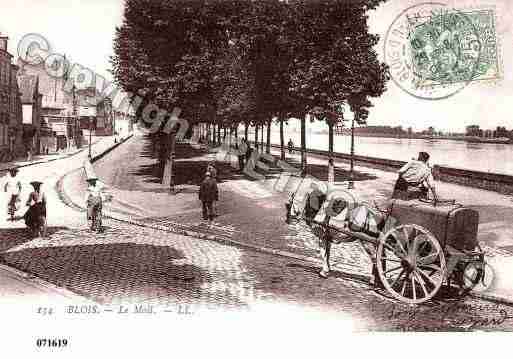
xmin=90 ymin=135 xmax=133 ymax=164
xmin=56 ymin=137 xmax=513 ymax=307
xmin=56 ymin=138 xmax=374 ymax=287
xmin=469 ymin=292 xmax=513 ymax=307
xmin=0 ymin=135 xmax=133 ymax=305
xmin=57 ymin=174 xmax=373 ymax=286
xmin=0 ymin=262 xmax=95 ymax=303
xmin=0 ymin=148 xmax=86 ymax=174
xmin=0 ymin=136 xmax=124 ymax=175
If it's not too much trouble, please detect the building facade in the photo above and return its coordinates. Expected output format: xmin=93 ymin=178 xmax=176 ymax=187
xmin=9 ymin=64 xmax=24 ymax=156
xmin=17 ymin=57 xmax=135 ymax=149
xmin=18 ymin=74 xmax=43 ymax=155
xmin=0 ymin=33 xmax=26 ymax=161
xmin=0 ymin=34 xmax=13 ymax=158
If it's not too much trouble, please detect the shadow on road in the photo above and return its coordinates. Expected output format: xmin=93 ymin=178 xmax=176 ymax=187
xmin=1 ymin=232 xmax=248 ymax=308
xmin=0 ymin=226 xmax=68 ymax=252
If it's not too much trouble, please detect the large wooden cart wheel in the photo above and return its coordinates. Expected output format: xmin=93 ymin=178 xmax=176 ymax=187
xmin=376 ymin=224 xmax=446 ymax=305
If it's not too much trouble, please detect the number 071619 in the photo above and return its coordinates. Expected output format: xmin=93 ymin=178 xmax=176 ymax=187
xmin=36 ymin=338 xmax=68 ymax=348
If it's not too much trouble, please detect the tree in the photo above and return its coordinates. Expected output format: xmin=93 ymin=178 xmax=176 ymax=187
xmin=112 ymin=0 xmax=390 ymax=181
xmin=285 ymin=0 xmax=389 ymax=174
xmin=112 ymin=0 xmax=245 ymax=188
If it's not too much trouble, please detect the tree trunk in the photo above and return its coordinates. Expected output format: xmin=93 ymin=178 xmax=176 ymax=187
xmin=162 ymin=131 xmax=176 ymax=192
xmin=217 ymin=124 xmax=221 ymax=145
xmin=266 ymin=120 xmax=271 ymax=154
xmin=260 ymin=124 xmax=264 ymax=152
xmin=328 ymin=120 xmax=334 ymax=156
xmin=349 ymin=115 xmax=356 ymax=189
xmin=254 ymin=124 xmax=258 ymax=151
xmin=301 ymin=115 xmax=307 ymax=175
xmin=279 ymin=116 xmax=285 ymax=161
xmin=244 ymin=122 xmax=248 ymax=141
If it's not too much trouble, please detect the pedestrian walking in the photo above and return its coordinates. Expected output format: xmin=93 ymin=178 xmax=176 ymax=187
xmin=327 ymin=158 xmax=335 ymax=184
xmin=85 ymin=176 xmax=111 ymax=233
xmin=206 ymin=162 xmax=218 ymax=215
xmin=206 ymin=161 xmax=217 ymax=180
xmin=3 ymin=167 xmax=22 ymax=221
xmin=24 ymin=181 xmax=47 ymax=238
xmin=237 ymin=139 xmax=246 ymax=171
xmin=287 ymin=138 xmax=294 ymax=154
xmin=245 ymin=145 xmax=253 ymax=162
xmin=199 ymin=172 xmax=218 ymax=224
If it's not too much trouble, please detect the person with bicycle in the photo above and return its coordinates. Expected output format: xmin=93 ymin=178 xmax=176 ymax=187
xmin=3 ymin=167 xmax=22 ymax=221
xmin=85 ymin=176 xmax=109 ymax=233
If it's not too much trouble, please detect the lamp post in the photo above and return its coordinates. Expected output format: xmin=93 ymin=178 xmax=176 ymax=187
xmin=169 ymin=128 xmax=177 ymax=194
xmin=347 ymin=89 xmax=363 ymax=190
xmin=348 ymin=114 xmax=355 ymax=189
xmin=71 ymin=84 xmax=77 ymax=151
xmin=88 ymin=116 xmax=92 ymax=159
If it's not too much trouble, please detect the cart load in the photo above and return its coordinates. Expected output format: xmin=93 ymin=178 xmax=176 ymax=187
xmin=287 ymin=188 xmax=485 ymax=304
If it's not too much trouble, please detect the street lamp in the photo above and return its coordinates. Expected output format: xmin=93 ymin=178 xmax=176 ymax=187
xmin=169 ymin=128 xmax=177 ymax=194
xmin=348 ymin=113 xmax=355 ymax=190
xmin=347 ymin=89 xmax=364 ymax=190
xmin=88 ymin=116 xmax=92 ymax=159
xmin=72 ymin=84 xmax=77 ymax=151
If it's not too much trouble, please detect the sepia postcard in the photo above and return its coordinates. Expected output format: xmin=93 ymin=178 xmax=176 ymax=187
xmin=1 ymin=0 xmax=513 ymax=356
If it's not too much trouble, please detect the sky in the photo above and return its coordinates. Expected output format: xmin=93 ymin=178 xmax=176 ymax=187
xmin=1 ymin=0 xmax=511 ymax=132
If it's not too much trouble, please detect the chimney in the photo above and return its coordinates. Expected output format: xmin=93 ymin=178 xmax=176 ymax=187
xmin=0 ymin=33 xmax=8 ymax=51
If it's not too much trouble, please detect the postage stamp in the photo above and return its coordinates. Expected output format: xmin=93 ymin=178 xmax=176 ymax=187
xmin=384 ymin=2 xmax=500 ymax=100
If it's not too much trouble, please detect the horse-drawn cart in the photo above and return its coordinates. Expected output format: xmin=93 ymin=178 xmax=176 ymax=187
xmin=287 ymin=188 xmax=486 ymax=305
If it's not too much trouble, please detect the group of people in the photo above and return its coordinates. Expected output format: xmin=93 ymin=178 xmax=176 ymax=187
xmin=3 ymin=167 xmax=47 ymax=238
xmin=2 ymin=163 xmax=112 ymax=238
xmin=235 ymin=139 xmax=254 ymax=172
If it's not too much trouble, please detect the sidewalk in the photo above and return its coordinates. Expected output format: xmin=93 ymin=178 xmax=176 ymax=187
xmin=0 ymin=135 xmax=112 ymax=174
xmin=0 ymin=135 xmax=124 ymax=303
xmin=60 ymin=134 xmax=387 ymax=279
xmin=0 ymin=261 xmax=91 ymax=306
xmin=0 ymin=149 xmax=83 ymax=174
xmin=60 ymin=132 xmax=513 ymax=303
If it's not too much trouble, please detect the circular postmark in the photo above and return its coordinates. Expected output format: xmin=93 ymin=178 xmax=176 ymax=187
xmin=384 ymin=2 xmax=484 ymax=100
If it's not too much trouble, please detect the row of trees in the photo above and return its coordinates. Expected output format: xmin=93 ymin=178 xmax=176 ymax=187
xmin=111 ymin=0 xmax=390 ymax=182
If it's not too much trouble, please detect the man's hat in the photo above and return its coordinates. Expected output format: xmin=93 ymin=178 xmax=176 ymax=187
xmin=418 ymin=151 xmax=430 ymax=162
xmin=30 ymin=181 xmax=43 ymax=188
xmin=8 ymin=167 xmax=19 ymax=173
xmin=205 ymin=171 xmax=211 ymax=177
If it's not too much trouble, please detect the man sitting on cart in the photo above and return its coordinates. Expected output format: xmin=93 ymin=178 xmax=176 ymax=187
xmin=392 ymin=151 xmax=438 ymax=201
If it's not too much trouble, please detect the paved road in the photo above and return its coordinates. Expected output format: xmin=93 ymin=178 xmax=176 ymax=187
xmin=2 ymin=132 xmax=513 ymax=331
xmin=89 ymin=133 xmax=513 ymax=299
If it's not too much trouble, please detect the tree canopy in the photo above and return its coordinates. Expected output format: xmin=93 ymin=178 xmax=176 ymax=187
xmin=111 ymin=0 xmax=390 ymax=133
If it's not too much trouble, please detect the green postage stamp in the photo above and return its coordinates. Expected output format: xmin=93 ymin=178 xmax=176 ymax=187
xmin=385 ymin=3 xmax=501 ymax=100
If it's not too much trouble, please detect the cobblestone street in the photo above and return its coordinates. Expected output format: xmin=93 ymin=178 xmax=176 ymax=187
xmin=4 ymin=217 xmax=513 ymax=331
xmin=2 ymin=133 xmax=513 ymax=331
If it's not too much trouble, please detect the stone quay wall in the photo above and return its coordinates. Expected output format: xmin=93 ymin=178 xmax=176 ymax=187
xmin=266 ymin=144 xmax=513 ymax=194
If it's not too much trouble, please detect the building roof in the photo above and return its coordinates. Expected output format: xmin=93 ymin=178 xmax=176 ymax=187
xmin=17 ymin=58 xmax=71 ymax=109
xmin=18 ymin=75 xmax=39 ymax=104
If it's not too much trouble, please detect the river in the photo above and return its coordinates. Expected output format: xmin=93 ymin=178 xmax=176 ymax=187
xmin=258 ymin=129 xmax=513 ymax=175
